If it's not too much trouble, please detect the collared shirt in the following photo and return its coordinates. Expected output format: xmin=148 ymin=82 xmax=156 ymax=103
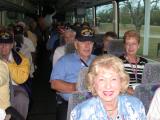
xmin=50 ymin=52 xmax=96 ymax=101
xmin=70 ymin=95 xmax=146 ymax=120
xmin=52 ymin=45 xmax=65 ymax=67
xmin=7 ymin=51 xmax=30 ymax=85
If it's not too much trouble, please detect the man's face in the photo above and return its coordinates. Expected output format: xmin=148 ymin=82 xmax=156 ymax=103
xmin=63 ymin=32 xmax=75 ymax=44
xmin=0 ymin=43 xmax=13 ymax=59
xmin=74 ymin=40 xmax=94 ymax=60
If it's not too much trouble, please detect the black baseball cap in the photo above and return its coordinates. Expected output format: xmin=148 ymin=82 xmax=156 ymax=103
xmin=76 ymin=27 xmax=94 ymax=42
xmin=0 ymin=32 xmax=13 ymax=43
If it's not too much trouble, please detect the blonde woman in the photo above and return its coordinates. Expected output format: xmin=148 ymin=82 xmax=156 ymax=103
xmin=70 ymin=55 xmax=146 ymax=120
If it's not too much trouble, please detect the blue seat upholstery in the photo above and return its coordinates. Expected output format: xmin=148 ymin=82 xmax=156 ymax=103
xmin=142 ymin=62 xmax=160 ymax=84
xmin=107 ymin=39 xmax=125 ymax=57
xmin=134 ymin=83 xmax=160 ymax=113
xmin=76 ymin=67 xmax=89 ymax=92
xmin=67 ymin=92 xmax=92 ymax=120
xmin=67 ymin=68 xmax=92 ymax=120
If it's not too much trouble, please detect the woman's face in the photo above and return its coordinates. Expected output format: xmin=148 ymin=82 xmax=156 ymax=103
xmin=94 ymin=68 xmax=121 ymax=103
xmin=125 ymin=37 xmax=139 ymax=56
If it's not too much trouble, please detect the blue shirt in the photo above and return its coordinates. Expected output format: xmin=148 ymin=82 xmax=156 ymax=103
xmin=50 ymin=52 xmax=96 ymax=101
xmin=70 ymin=95 xmax=146 ymax=120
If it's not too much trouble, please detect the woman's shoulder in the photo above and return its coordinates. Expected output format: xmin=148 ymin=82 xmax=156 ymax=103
xmin=73 ymin=97 xmax=98 ymax=110
xmin=119 ymin=94 xmax=143 ymax=106
xmin=70 ymin=97 xmax=102 ymax=120
xmin=139 ymin=56 xmax=148 ymax=63
xmin=119 ymin=95 xmax=146 ymax=119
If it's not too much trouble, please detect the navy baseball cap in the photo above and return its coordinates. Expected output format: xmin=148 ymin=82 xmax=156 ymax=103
xmin=0 ymin=32 xmax=13 ymax=43
xmin=76 ymin=27 xmax=94 ymax=42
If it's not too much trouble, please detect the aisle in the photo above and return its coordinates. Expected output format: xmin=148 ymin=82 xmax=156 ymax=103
xmin=27 ymin=43 xmax=56 ymax=120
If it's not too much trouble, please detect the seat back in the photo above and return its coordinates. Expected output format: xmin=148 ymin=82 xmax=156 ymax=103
xmin=67 ymin=92 xmax=92 ymax=120
xmin=142 ymin=62 xmax=160 ymax=84
xmin=76 ymin=67 xmax=89 ymax=92
xmin=134 ymin=83 xmax=160 ymax=113
xmin=107 ymin=39 xmax=125 ymax=57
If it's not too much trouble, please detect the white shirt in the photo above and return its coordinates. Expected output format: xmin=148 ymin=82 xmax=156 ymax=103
xmin=20 ymin=36 xmax=35 ymax=77
xmin=147 ymin=88 xmax=160 ymax=120
xmin=0 ymin=109 xmax=6 ymax=120
xmin=52 ymin=45 xmax=65 ymax=67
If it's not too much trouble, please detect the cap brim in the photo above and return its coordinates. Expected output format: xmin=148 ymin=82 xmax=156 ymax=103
xmin=0 ymin=39 xmax=13 ymax=43
xmin=76 ymin=36 xmax=94 ymax=42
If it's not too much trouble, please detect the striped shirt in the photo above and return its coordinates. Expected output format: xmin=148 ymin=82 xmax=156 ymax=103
xmin=120 ymin=55 xmax=148 ymax=84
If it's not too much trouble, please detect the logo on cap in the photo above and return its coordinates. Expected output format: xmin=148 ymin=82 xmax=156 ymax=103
xmin=0 ymin=32 xmax=11 ymax=40
xmin=81 ymin=28 xmax=94 ymax=37
xmin=0 ymin=32 xmax=13 ymax=43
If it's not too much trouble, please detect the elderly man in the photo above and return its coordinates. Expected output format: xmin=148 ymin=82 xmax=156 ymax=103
xmin=50 ymin=27 xmax=96 ymax=120
xmin=0 ymin=31 xmax=30 ymax=119
xmin=52 ymin=29 xmax=76 ymax=66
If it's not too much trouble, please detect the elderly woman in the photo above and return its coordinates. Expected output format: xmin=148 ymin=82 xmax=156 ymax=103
xmin=70 ymin=55 xmax=146 ymax=120
xmin=120 ymin=30 xmax=148 ymax=85
xmin=120 ymin=30 xmax=148 ymax=94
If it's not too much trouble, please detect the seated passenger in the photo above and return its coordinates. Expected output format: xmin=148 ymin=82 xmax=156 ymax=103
xmin=70 ymin=55 xmax=146 ymax=120
xmin=52 ymin=29 xmax=76 ymax=66
xmin=147 ymin=88 xmax=160 ymax=120
xmin=119 ymin=30 xmax=148 ymax=94
xmin=0 ymin=55 xmax=25 ymax=120
xmin=0 ymin=31 xmax=30 ymax=119
xmin=93 ymin=31 xmax=117 ymax=55
xmin=0 ymin=60 xmax=10 ymax=110
xmin=50 ymin=27 xmax=96 ymax=120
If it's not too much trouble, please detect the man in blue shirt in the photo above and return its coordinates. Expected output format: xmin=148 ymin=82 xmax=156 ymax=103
xmin=50 ymin=27 xmax=96 ymax=120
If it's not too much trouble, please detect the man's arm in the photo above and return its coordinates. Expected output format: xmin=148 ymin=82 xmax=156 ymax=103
xmin=50 ymin=80 xmax=76 ymax=93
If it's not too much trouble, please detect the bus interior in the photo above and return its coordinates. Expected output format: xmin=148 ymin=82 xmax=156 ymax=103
xmin=0 ymin=0 xmax=160 ymax=119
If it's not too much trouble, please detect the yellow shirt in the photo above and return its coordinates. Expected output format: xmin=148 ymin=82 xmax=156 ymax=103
xmin=7 ymin=52 xmax=30 ymax=85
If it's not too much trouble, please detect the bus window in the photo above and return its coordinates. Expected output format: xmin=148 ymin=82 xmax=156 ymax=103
xmin=96 ymin=3 xmax=114 ymax=34
xmin=85 ymin=8 xmax=94 ymax=27
xmin=150 ymin=0 xmax=160 ymax=60
xmin=119 ymin=0 xmax=144 ymax=59
xmin=119 ymin=0 xmax=160 ymax=61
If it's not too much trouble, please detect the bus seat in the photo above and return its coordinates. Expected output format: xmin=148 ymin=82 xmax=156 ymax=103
xmin=142 ymin=63 xmax=160 ymax=84
xmin=134 ymin=83 xmax=160 ymax=113
xmin=107 ymin=39 xmax=125 ymax=57
xmin=76 ymin=67 xmax=89 ymax=92
xmin=67 ymin=68 xmax=91 ymax=120
xmin=67 ymin=92 xmax=92 ymax=120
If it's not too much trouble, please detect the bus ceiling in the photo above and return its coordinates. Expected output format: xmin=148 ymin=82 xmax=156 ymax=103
xmin=0 ymin=0 xmax=122 ymax=15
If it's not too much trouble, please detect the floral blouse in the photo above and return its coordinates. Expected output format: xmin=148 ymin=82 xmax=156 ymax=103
xmin=70 ymin=95 xmax=146 ymax=120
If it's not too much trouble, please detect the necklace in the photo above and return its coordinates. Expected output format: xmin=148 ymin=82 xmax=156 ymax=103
xmin=125 ymin=56 xmax=139 ymax=81
xmin=107 ymin=114 xmax=125 ymax=120
xmin=105 ymin=101 xmax=118 ymax=119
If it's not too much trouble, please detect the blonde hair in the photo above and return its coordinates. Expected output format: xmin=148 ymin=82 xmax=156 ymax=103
xmin=87 ymin=55 xmax=129 ymax=96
